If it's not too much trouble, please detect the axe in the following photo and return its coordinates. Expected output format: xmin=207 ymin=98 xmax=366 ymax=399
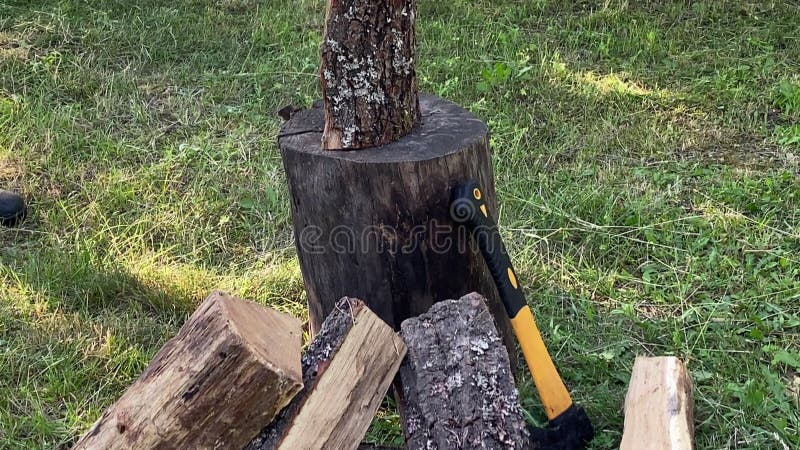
xmin=451 ymin=180 xmax=594 ymax=450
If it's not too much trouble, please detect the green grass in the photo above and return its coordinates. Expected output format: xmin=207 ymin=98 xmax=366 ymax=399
xmin=1 ymin=0 xmax=798 ymax=448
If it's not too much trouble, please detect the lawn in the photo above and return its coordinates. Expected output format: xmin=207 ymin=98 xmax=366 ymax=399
xmin=1 ymin=0 xmax=799 ymax=448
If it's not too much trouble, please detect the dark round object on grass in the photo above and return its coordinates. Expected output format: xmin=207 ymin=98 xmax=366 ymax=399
xmin=0 ymin=190 xmax=27 ymax=227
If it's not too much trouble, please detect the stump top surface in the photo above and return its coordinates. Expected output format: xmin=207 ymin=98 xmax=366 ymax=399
xmin=279 ymin=95 xmax=488 ymax=163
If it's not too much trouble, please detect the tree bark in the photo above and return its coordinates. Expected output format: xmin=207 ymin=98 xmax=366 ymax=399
xmin=321 ymin=0 xmax=420 ymax=149
xmin=279 ymin=94 xmax=518 ymax=370
xmin=73 ymin=291 xmax=303 ymax=450
xmin=398 ymin=292 xmax=529 ymax=450
xmin=246 ymin=297 xmax=406 ymax=450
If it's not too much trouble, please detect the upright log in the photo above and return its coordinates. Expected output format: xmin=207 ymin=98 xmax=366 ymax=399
xmin=321 ymin=0 xmax=420 ymax=149
xmin=247 ymin=297 xmax=406 ymax=450
xmin=398 ymin=292 xmax=529 ymax=449
xmin=279 ymin=95 xmax=517 ymax=367
xmin=73 ymin=291 xmax=303 ymax=450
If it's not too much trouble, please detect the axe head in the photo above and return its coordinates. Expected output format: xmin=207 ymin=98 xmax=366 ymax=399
xmin=528 ymin=404 xmax=595 ymax=450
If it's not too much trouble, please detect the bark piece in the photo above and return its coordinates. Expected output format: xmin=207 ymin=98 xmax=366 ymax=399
xmin=247 ymin=297 xmax=407 ymax=450
xmin=280 ymin=94 xmax=518 ymax=370
xmin=620 ymin=356 xmax=695 ymax=450
xmin=321 ymin=0 xmax=420 ymax=149
xmin=398 ymin=292 xmax=529 ymax=450
xmin=73 ymin=291 xmax=303 ymax=450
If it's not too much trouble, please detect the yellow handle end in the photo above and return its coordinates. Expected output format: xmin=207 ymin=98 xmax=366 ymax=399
xmin=510 ymin=306 xmax=573 ymax=419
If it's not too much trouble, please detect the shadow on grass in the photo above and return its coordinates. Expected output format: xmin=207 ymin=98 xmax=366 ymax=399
xmin=0 ymin=242 xmax=189 ymax=448
xmin=0 ymin=240 xmax=194 ymax=316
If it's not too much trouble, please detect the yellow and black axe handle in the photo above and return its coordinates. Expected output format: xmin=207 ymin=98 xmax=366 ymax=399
xmin=452 ymin=181 xmax=594 ymax=448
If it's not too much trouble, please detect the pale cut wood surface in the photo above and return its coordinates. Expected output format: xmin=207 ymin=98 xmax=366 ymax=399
xmin=620 ymin=356 xmax=694 ymax=450
xmin=73 ymin=291 xmax=303 ymax=450
xmin=247 ymin=297 xmax=407 ymax=450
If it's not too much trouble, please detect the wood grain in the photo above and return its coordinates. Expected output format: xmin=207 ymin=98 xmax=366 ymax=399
xmin=247 ymin=297 xmax=406 ymax=450
xmin=620 ymin=356 xmax=695 ymax=450
xmin=73 ymin=291 xmax=303 ymax=450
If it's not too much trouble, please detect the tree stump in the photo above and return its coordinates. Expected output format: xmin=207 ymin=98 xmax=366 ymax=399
xmin=73 ymin=291 xmax=303 ymax=450
xmin=398 ymin=292 xmax=529 ymax=449
xmin=279 ymin=94 xmax=517 ymax=365
xmin=321 ymin=0 xmax=420 ymax=149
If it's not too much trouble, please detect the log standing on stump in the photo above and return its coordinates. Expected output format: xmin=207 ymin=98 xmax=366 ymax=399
xmin=281 ymin=0 xmax=518 ymax=363
xmin=321 ymin=0 xmax=421 ymax=149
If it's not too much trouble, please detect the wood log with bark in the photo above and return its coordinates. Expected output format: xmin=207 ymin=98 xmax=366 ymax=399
xmin=73 ymin=291 xmax=303 ymax=450
xmin=397 ymin=292 xmax=530 ymax=450
xmin=247 ymin=297 xmax=406 ymax=450
xmin=321 ymin=0 xmax=420 ymax=149
xmin=279 ymin=0 xmax=518 ymax=368
xmin=280 ymin=96 xmax=518 ymax=370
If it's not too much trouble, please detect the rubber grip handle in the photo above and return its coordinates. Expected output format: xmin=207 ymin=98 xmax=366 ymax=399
xmin=451 ymin=181 xmax=526 ymax=317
